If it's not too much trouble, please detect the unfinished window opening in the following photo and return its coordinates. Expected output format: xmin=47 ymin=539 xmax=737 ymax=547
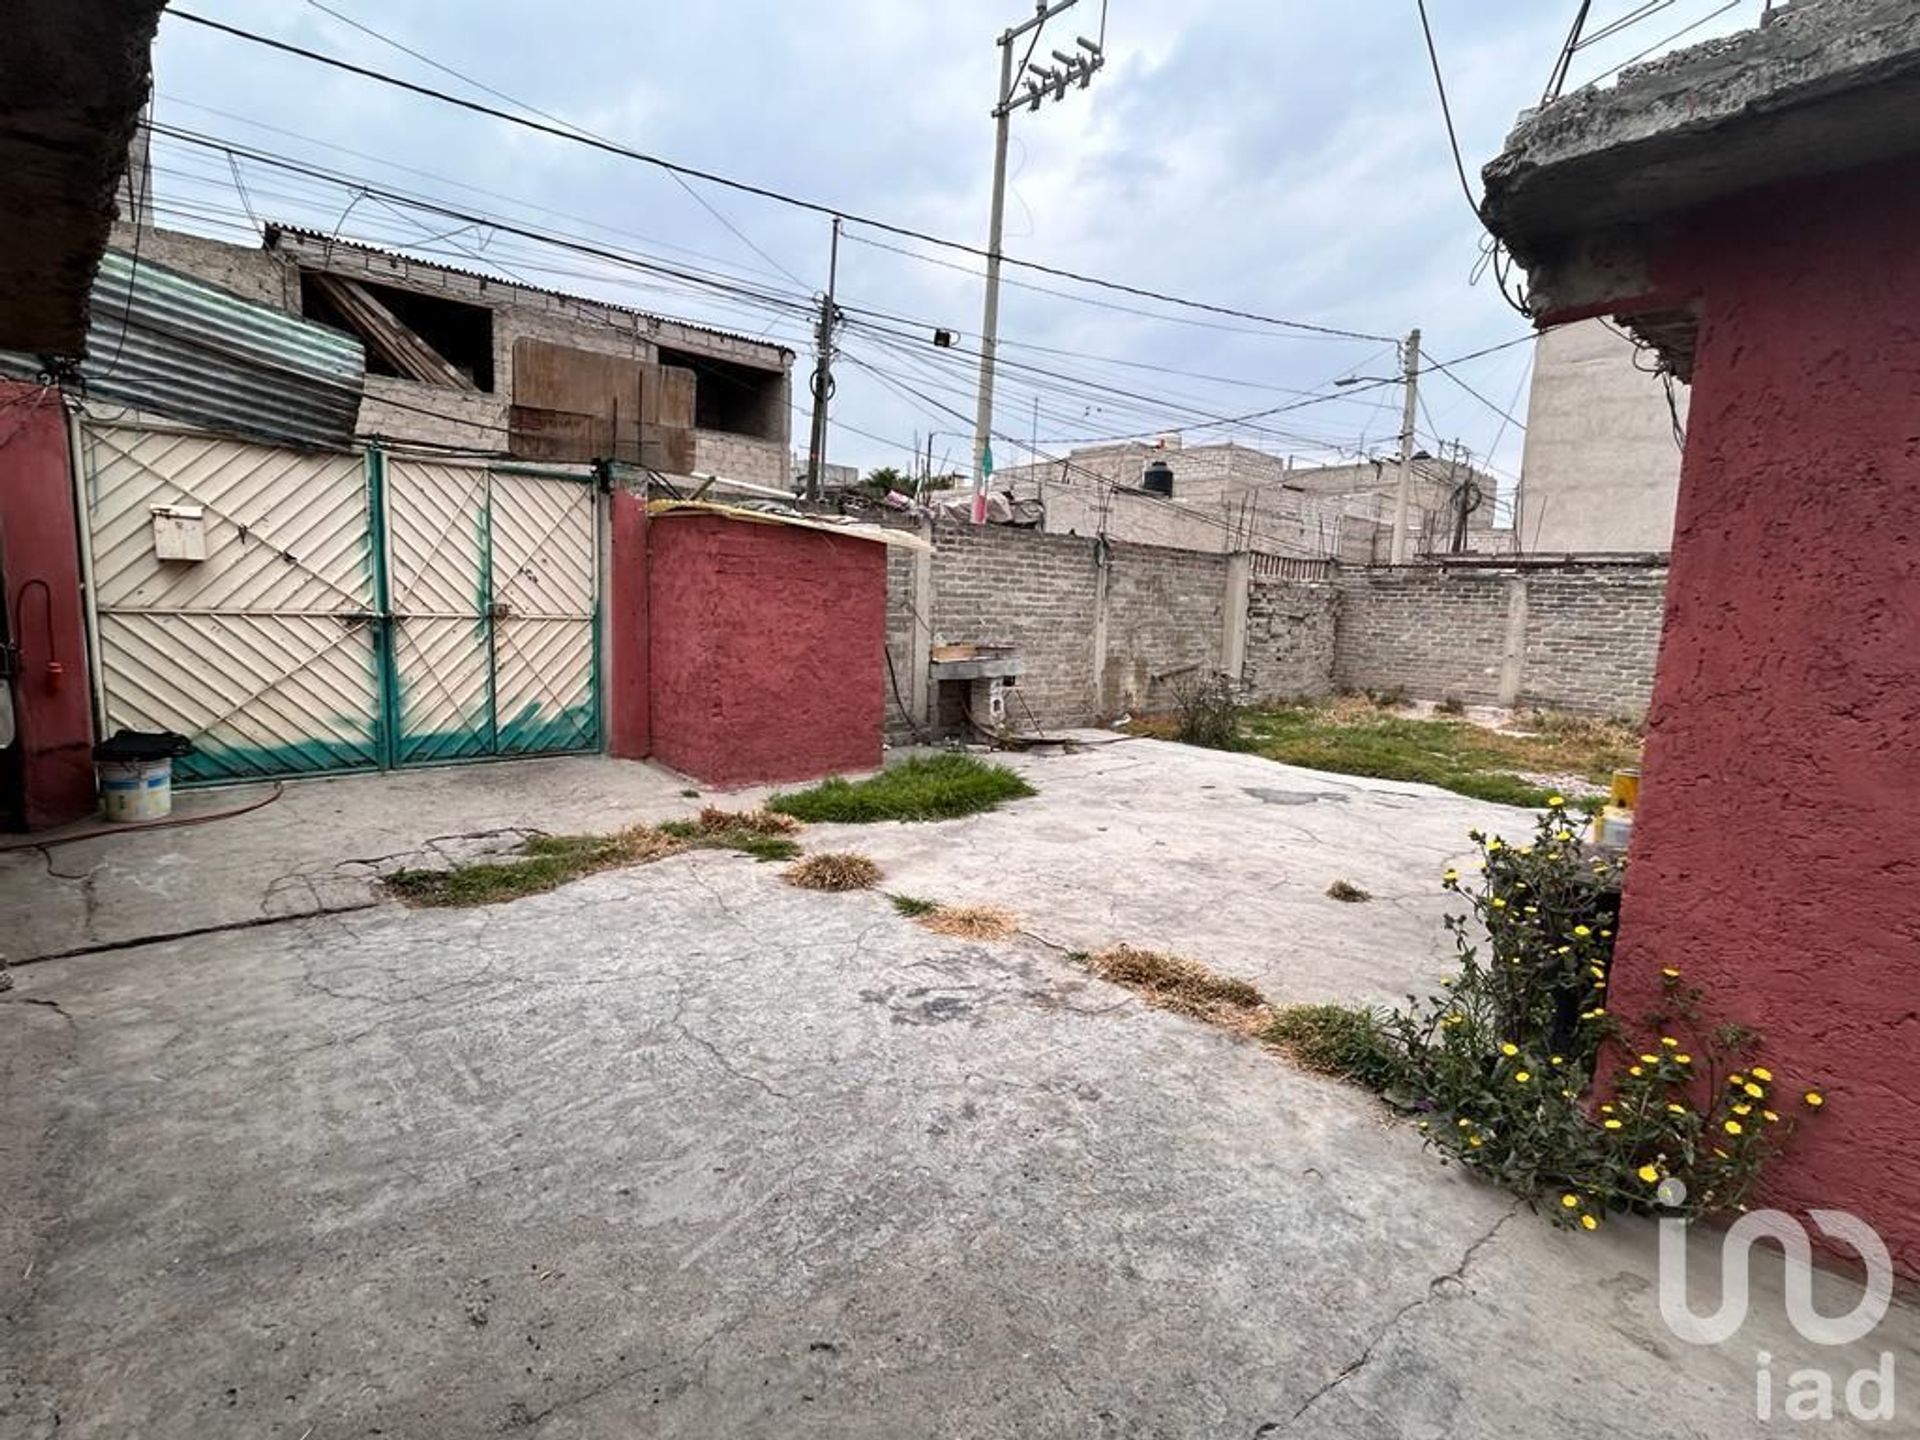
xmin=300 ymin=271 xmax=495 ymax=392
xmin=655 ymin=346 xmax=782 ymax=442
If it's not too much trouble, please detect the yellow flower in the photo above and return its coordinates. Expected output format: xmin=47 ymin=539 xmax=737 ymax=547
xmin=1751 ymin=1066 xmax=1773 ymax=1082
xmin=1603 ymin=1119 xmax=1623 ymax=1130
xmin=1550 ymin=1055 xmax=1564 ymax=1066
xmin=1675 ymin=1054 xmax=1692 ymax=1065
xmin=1580 ymin=1214 xmax=1599 ymax=1231
xmin=1500 ymin=1042 xmax=1519 ymax=1057
xmin=1637 ymin=1164 xmax=1659 ymax=1184
xmin=1490 ymin=897 xmax=1507 ymax=910
xmin=1514 ymin=1070 xmax=1532 ymax=1084
xmin=1666 ymin=1103 xmax=1687 ymax=1115
xmin=1743 ymin=1082 xmax=1764 ymax=1098
xmin=1468 ymin=1134 xmax=1484 ymax=1148
xmin=1599 ymin=1102 xmax=1615 ymax=1113
xmin=1457 ymin=1118 xmax=1471 ymax=1128
xmin=1639 ymin=1054 xmax=1659 ymax=1064
xmin=1762 ymin=1110 xmax=1780 ymax=1123
xmin=1661 ymin=966 xmax=1681 ymax=979
xmin=1591 ymin=967 xmax=1608 ymax=980
xmin=1547 ymin=794 xmax=1565 ymax=807
xmin=1554 ymin=829 xmax=1573 ymax=843
xmin=1573 ymin=924 xmax=1591 ymax=938
xmin=1804 ymin=1091 xmax=1825 ymax=1108
xmin=1487 ymin=839 xmax=1503 ymax=853
xmin=1732 ymin=1103 xmax=1752 ymax=1116
xmin=1560 ymin=1193 xmax=1579 ymax=1209
xmin=1724 ymin=1120 xmax=1744 ymax=1136
xmin=1727 ymin=1074 xmax=1746 ymax=1088
xmin=1443 ymin=869 xmax=1459 ymax=883
xmin=1660 ymin=1037 xmax=1679 ymax=1049
xmin=1628 ymin=1066 xmax=1644 ymax=1077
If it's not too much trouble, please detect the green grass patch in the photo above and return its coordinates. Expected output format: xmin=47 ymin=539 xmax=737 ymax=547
xmin=770 ymin=753 xmax=1035 ymax=823
xmin=1263 ymin=1003 xmax=1405 ymax=1090
xmin=655 ymin=807 xmax=804 ymax=862
xmin=386 ymin=827 xmax=678 ymax=907
xmin=1228 ymin=698 xmax=1639 ymax=809
xmin=887 ymin=893 xmax=939 ymax=917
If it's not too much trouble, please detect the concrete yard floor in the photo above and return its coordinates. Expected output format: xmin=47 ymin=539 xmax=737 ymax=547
xmin=3 ymin=745 xmax=1914 ymax=1437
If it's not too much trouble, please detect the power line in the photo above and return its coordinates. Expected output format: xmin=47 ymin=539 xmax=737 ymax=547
xmin=296 ymin=0 xmax=811 ymax=290
xmin=1586 ymin=0 xmax=1742 ymax=86
xmin=1414 ymin=0 xmax=1481 ymax=219
xmin=166 ymin=7 xmax=1395 ymax=343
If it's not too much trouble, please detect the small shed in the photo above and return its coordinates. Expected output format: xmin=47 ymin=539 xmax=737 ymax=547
xmin=644 ymin=501 xmax=927 ymax=788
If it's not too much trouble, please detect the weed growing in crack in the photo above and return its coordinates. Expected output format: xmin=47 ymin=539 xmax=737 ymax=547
xmin=887 ymin=893 xmax=939 ymax=917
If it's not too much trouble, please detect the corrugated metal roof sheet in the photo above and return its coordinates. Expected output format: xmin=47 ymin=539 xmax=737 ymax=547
xmin=266 ymin=224 xmax=796 ymax=362
xmin=0 ymin=248 xmax=367 ymax=450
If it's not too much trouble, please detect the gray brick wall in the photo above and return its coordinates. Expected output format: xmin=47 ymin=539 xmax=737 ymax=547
xmin=1244 ymin=579 xmax=1339 ymax=701
xmin=1519 ymin=568 xmax=1668 ymax=715
xmin=921 ymin=524 xmax=1104 ymax=727
xmin=1101 ymin=541 xmax=1228 ymax=714
xmin=1334 ymin=562 xmax=1667 ymax=716
xmin=880 ymin=527 xmax=1664 ymax=740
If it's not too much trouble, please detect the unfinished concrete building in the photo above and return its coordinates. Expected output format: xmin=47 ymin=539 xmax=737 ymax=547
xmin=969 ymin=439 xmax=1504 ymax=561
xmin=103 ymin=221 xmax=794 ymax=485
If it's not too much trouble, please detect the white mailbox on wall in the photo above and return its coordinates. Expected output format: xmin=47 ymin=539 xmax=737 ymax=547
xmin=150 ymin=503 xmax=207 ymax=562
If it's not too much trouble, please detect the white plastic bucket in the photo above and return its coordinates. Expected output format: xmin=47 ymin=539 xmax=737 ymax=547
xmin=97 ymin=757 xmax=173 ymax=822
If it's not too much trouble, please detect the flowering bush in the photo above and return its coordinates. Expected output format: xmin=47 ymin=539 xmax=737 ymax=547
xmin=1369 ymin=798 xmax=1820 ymax=1231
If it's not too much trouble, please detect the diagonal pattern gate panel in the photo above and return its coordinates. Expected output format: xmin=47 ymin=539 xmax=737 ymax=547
xmin=383 ymin=457 xmax=599 ymax=765
xmin=488 ymin=470 xmax=598 ymax=754
xmin=382 ymin=457 xmax=493 ymax=763
xmin=81 ymin=420 xmax=383 ymax=781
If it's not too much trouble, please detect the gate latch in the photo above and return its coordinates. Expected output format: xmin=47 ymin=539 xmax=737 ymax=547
xmin=488 ymin=601 xmax=513 ymax=620
xmin=335 ymin=610 xmax=381 ymax=628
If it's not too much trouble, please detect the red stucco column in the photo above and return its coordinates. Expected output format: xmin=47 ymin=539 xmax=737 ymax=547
xmin=606 ymin=483 xmax=650 ymax=759
xmin=1609 ymin=162 xmax=1920 ymax=1277
xmin=0 ymin=382 xmax=96 ymax=829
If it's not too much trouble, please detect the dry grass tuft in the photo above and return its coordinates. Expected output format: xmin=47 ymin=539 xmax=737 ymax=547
xmin=785 ymin=852 xmax=883 ymax=891
xmin=691 ymin=806 xmax=801 ymax=836
xmin=386 ymin=824 xmax=683 ymax=907
xmin=1089 ymin=945 xmax=1269 ymax=1028
xmin=1325 ymin=879 xmax=1372 ymax=903
xmin=915 ymin=904 xmax=1020 ymax=940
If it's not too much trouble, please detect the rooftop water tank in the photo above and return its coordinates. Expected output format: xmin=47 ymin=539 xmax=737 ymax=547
xmin=1141 ymin=458 xmax=1174 ymax=497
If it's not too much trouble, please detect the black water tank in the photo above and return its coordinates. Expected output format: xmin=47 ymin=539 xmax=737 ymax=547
xmin=1141 ymin=459 xmax=1174 ymax=496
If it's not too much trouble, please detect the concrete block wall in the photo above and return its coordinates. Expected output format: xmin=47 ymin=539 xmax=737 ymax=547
xmin=1518 ymin=567 xmax=1668 ymax=715
xmin=1334 ymin=562 xmax=1667 ymax=716
xmin=919 ymin=524 xmax=1104 ymax=728
xmin=1100 ymin=541 xmax=1228 ymax=714
xmin=880 ymin=524 xmax=1666 ymax=738
xmin=1332 ymin=567 xmax=1517 ymax=704
xmin=1243 ymin=579 xmax=1339 ymax=702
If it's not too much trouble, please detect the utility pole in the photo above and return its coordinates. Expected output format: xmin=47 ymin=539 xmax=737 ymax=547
xmin=970 ymin=0 xmax=1106 ymax=524
xmin=805 ymin=215 xmax=843 ymax=503
xmin=1389 ymin=327 xmax=1422 ymax=564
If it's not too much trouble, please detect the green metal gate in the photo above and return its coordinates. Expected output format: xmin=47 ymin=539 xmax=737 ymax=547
xmin=82 ymin=420 xmax=600 ymax=781
xmin=377 ymin=454 xmax=600 ymax=766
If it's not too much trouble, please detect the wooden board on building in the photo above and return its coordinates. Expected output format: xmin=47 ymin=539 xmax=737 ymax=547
xmin=509 ymin=337 xmax=695 ymax=471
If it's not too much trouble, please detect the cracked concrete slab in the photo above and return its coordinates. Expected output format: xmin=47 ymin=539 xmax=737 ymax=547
xmin=0 ymin=754 xmax=769 ymax=963
xmin=2 ymin=851 xmax=1909 ymax=1437
xmin=2 ymin=747 xmax=1912 ymax=1436
xmin=814 ymin=739 xmax=1516 ymax=1008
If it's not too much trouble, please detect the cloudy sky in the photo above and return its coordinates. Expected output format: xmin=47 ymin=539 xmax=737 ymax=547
xmin=143 ymin=1 xmax=1760 ymax=499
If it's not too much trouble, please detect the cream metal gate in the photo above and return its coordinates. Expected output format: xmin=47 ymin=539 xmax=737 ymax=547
xmin=80 ymin=420 xmax=600 ymax=781
xmin=80 ymin=418 xmax=385 ymax=781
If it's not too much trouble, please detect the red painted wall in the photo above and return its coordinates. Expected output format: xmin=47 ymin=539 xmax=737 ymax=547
xmin=647 ymin=514 xmax=885 ymax=788
xmin=1610 ymin=160 xmax=1920 ymax=1276
xmin=606 ymin=485 xmax=650 ymax=759
xmin=0 ymin=382 xmax=95 ymax=828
